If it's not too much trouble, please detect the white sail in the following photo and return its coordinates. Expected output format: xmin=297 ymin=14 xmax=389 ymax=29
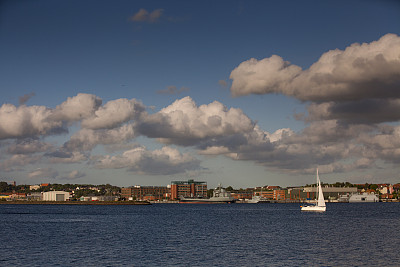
xmin=316 ymin=169 xmax=326 ymax=207
xmin=301 ymin=168 xmax=326 ymax=212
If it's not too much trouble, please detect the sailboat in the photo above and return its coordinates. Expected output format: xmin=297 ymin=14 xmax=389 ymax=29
xmin=301 ymin=169 xmax=326 ymax=212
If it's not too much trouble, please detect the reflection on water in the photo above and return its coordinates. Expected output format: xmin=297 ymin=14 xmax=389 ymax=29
xmin=1 ymin=203 xmax=399 ymax=266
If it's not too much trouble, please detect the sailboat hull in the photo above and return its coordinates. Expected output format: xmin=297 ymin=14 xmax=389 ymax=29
xmin=301 ymin=205 xmax=326 ymax=212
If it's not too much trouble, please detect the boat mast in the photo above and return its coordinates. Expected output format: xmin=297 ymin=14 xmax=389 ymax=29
xmin=316 ymin=168 xmax=319 ymax=205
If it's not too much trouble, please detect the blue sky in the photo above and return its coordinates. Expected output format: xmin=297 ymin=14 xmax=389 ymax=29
xmin=1 ymin=0 xmax=400 ymax=188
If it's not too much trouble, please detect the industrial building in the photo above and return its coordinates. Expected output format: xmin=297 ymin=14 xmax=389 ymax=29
xmin=42 ymin=191 xmax=70 ymax=201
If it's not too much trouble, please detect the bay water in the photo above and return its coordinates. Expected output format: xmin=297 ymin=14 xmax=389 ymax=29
xmin=1 ymin=203 xmax=399 ymax=266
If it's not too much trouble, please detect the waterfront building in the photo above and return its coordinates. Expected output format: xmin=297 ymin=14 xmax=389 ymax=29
xmin=27 ymin=192 xmax=42 ymax=201
xmin=301 ymin=186 xmax=358 ymax=200
xmin=170 ymin=180 xmax=207 ymax=200
xmin=230 ymin=191 xmax=253 ymax=200
xmin=257 ymin=190 xmax=283 ymax=200
xmin=79 ymin=195 xmax=119 ymax=201
xmin=121 ymin=186 xmax=170 ymax=201
xmin=349 ymin=192 xmax=379 ymax=202
xmin=42 ymin=191 xmax=70 ymax=201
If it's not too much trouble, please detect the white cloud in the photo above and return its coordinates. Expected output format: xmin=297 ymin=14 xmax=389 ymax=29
xmin=0 ymin=104 xmax=63 ymax=140
xmin=226 ymin=33 xmax=400 ymax=174
xmin=230 ymin=33 xmax=400 ymax=102
xmin=138 ymin=96 xmax=255 ymax=145
xmin=230 ymin=55 xmax=302 ymax=97
xmin=81 ymin=98 xmax=145 ymax=130
xmin=53 ymin=93 xmax=102 ymax=122
xmin=4 ymin=87 xmax=400 ymax=177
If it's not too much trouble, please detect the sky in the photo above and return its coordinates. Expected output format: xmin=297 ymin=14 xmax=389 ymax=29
xmin=1 ymin=0 xmax=400 ymax=188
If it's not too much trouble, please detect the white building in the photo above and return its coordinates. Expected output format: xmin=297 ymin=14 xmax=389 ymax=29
xmin=349 ymin=193 xmax=379 ymax=203
xmin=42 ymin=191 xmax=71 ymax=201
xmin=29 ymin=185 xmax=40 ymax=191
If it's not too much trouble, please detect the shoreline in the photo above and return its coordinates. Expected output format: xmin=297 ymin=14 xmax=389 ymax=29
xmin=1 ymin=200 xmax=398 ymax=205
xmin=0 ymin=201 xmax=151 ymax=205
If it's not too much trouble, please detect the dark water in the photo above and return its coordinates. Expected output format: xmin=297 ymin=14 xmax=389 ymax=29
xmin=1 ymin=203 xmax=399 ymax=266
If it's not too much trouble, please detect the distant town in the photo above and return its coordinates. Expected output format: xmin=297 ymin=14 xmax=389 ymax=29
xmin=1 ymin=179 xmax=399 ymax=203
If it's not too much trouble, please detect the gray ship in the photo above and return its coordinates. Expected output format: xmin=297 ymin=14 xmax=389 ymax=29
xmin=180 ymin=184 xmax=235 ymax=204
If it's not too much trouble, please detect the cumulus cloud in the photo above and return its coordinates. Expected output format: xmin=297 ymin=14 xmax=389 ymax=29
xmin=130 ymin=8 xmax=164 ymax=23
xmin=81 ymin=98 xmax=145 ymax=130
xmin=357 ymin=125 xmax=400 ymax=163
xmin=137 ymin=96 xmax=255 ymax=145
xmin=4 ymin=82 xmax=400 ymax=177
xmin=93 ymin=146 xmax=201 ymax=175
xmin=230 ymin=33 xmax=400 ymax=102
xmin=305 ymin=99 xmax=400 ymax=124
xmin=230 ymin=55 xmax=302 ymax=97
xmin=0 ymin=104 xmax=64 ymax=140
xmin=0 ymin=94 xmax=145 ymax=141
xmin=0 ymin=94 xmax=148 ymax=172
xmin=64 ymin=124 xmax=137 ymax=151
xmin=52 ymin=93 xmax=102 ymax=122
xmin=196 ymin=121 xmax=377 ymax=173
xmin=226 ymin=33 xmax=400 ymax=174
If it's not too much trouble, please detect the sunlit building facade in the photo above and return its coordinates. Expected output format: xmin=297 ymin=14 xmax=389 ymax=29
xmin=170 ymin=180 xmax=207 ymax=200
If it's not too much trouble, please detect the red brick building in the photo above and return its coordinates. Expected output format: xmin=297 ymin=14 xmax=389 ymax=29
xmin=121 ymin=186 xmax=170 ymax=201
xmin=170 ymin=180 xmax=207 ymax=200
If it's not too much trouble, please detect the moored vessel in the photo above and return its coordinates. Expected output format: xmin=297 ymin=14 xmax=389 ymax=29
xmin=180 ymin=184 xmax=235 ymax=203
xmin=247 ymin=195 xmax=272 ymax=203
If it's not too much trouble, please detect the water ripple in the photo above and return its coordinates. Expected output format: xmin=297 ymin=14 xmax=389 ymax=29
xmin=0 ymin=203 xmax=399 ymax=266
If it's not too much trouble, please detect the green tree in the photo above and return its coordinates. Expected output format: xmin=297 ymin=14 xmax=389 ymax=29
xmin=0 ymin=182 xmax=11 ymax=192
xmin=369 ymin=184 xmax=378 ymax=190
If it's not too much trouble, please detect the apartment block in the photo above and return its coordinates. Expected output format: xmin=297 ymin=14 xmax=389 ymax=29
xmin=170 ymin=180 xmax=207 ymax=200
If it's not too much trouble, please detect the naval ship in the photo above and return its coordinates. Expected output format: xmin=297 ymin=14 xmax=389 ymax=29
xmin=179 ymin=184 xmax=235 ymax=204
